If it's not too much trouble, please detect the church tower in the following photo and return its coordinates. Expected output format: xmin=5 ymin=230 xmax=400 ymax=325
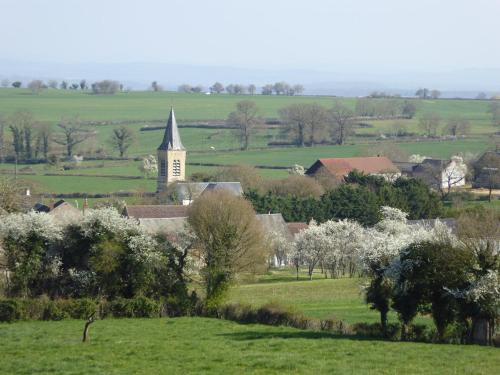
xmin=157 ymin=107 xmax=186 ymax=192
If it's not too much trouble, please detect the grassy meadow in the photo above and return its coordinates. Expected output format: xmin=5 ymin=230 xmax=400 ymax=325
xmin=0 ymin=88 xmax=498 ymax=196
xmin=2 ymin=317 xmax=499 ymax=375
xmin=1 ymin=269 xmax=499 ymax=374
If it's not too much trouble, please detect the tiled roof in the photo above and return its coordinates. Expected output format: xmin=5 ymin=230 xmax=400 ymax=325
xmin=287 ymin=222 xmax=308 ymax=236
xmin=308 ymin=156 xmax=399 ymax=176
xmin=124 ymin=205 xmax=188 ymax=219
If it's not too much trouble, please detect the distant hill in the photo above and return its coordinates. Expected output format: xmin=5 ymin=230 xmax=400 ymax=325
xmin=0 ymin=60 xmax=499 ymax=98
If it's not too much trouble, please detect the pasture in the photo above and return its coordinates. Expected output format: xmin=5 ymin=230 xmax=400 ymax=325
xmin=1 ymin=318 xmax=499 ymax=375
xmin=0 ymin=88 xmax=498 ymax=195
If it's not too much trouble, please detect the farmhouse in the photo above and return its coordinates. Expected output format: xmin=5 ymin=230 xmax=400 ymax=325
xmin=408 ymin=156 xmax=467 ymax=190
xmin=472 ymin=151 xmax=500 ymax=189
xmin=305 ymin=156 xmax=400 ymax=181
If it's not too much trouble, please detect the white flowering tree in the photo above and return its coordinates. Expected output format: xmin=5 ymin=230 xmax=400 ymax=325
xmin=358 ymin=206 xmax=429 ymax=334
xmin=77 ymin=207 xmax=162 ymax=297
xmin=293 ymin=221 xmax=326 ymax=280
xmin=267 ymin=230 xmax=293 ymax=267
xmin=138 ymin=154 xmax=158 ymax=179
xmin=0 ymin=211 xmax=62 ymax=297
xmin=320 ymin=219 xmax=365 ymax=278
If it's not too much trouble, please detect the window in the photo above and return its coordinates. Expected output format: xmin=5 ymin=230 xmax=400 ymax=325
xmin=173 ymin=159 xmax=181 ymax=177
xmin=160 ymin=160 xmax=166 ymax=176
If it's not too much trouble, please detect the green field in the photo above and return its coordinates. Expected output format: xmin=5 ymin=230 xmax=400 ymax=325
xmin=1 ymin=88 xmax=498 ymax=195
xmin=2 ymin=318 xmax=499 ymax=375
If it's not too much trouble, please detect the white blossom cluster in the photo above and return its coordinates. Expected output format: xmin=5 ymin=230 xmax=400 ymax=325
xmin=448 ymin=270 xmax=500 ymax=304
xmin=0 ymin=211 xmax=62 ymax=243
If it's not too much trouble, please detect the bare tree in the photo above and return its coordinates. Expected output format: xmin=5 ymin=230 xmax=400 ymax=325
xmin=187 ymin=190 xmax=267 ymax=309
xmin=304 ymin=103 xmax=328 ymax=146
xmin=178 ymin=84 xmax=192 ymax=93
xmin=279 ymin=104 xmax=308 ymax=147
xmin=263 ymin=175 xmax=324 ymax=198
xmin=293 ymin=84 xmax=304 ymax=95
xmin=261 ymin=84 xmax=273 ymax=95
xmin=210 ymin=82 xmax=224 ymax=94
xmin=213 ymin=165 xmax=263 ymax=192
xmin=227 ymin=100 xmax=261 ymax=150
xmin=28 ymin=80 xmax=45 ymax=94
xmin=329 ymin=102 xmax=354 ymax=145
xmin=247 ymin=84 xmax=256 ymax=95
xmin=1 ymin=79 xmax=10 ymax=87
xmin=60 ymin=81 xmax=68 ymax=90
xmin=418 ymin=112 xmax=441 ymax=137
xmin=415 ymin=88 xmax=430 ymax=99
xmin=8 ymin=111 xmax=35 ymax=160
xmin=446 ymin=117 xmax=470 ymax=136
xmin=53 ymin=117 xmax=93 ymax=157
xmin=151 ymin=81 xmax=163 ymax=92
xmin=273 ymin=81 xmax=288 ymax=95
xmin=35 ymin=123 xmax=52 ymax=160
xmin=47 ymin=80 xmax=58 ymax=89
xmin=108 ymin=126 xmax=135 ymax=157
xmin=430 ymin=89 xmax=441 ymax=99
xmin=80 ymin=79 xmax=87 ymax=90
xmin=90 ymin=80 xmax=120 ymax=95
xmin=0 ymin=177 xmax=23 ymax=213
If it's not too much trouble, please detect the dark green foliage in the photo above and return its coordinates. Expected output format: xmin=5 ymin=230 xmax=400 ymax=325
xmin=0 ymin=300 xmax=23 ymax=322
xmin=0 ymin=297 xmax=164 ymax=321
xmin=246 ymin=173 xmax=442 ymax=225
xmin=392 ymin=241 xmax=475 ymax=342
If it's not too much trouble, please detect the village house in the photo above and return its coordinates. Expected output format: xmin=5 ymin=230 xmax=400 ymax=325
xmin=403 ymin=156 xmax=468 ymax=190
xmin=305 ymin=156 xmax=400 ymax=181
xmin=33 ymin=199 xmax=83 ymax=223
xmin=472 ymin=151 xmax=500 ymax=189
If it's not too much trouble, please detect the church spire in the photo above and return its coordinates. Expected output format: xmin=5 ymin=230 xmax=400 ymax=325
xmin=158 ymin=107 xmax=184 ymax=151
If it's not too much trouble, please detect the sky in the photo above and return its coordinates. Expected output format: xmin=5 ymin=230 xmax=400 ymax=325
xmin=1 ymin=0 xmax=499 ymax=71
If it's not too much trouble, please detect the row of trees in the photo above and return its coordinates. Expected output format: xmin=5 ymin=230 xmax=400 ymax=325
xmin=246 ymin=172 xmax=443 ymax=225
xmin=226 ymin=99 xmax=463 ymax=150
xmin=0 ymin=111 xmax=136 ymax=162
xmin=0 ymin=191 xmax=267 ymax=314
xmin=176 ymin=82 xmax=304 ymax=96
xmin=271 ymin=206 xmax=499 ymax=344
xmin=0 ymin=79 xmax=123 ymax=95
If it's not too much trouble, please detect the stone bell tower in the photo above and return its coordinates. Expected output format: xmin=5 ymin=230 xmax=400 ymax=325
xmin=157 ymin=107 xmax=186 ymax=192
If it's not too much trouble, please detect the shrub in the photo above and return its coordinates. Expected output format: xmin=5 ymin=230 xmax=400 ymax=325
xmin=352 ymin=322 xmax=401 ymax=340
xmin=320 ymin=316 xmax=352 ymax=335
xmin=42 ymin=302 xmax=67 ymax=321
xmin=0 ymin=300 xmax=22 ymax=322
xmin=131 ymin=296 xmax=160 ymax=318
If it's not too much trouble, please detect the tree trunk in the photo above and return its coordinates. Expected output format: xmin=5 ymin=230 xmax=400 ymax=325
xmin=380 ymin=310 xmax=388 ymax=336
xmin=82 ymin=314 xmax=96 ymax=342
xmin=471 ymin=317 xmax=490 ymax=345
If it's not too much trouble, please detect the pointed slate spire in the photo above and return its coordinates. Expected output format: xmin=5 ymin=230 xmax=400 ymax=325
xmin=158 ymin=107 xmax=184 ymax=150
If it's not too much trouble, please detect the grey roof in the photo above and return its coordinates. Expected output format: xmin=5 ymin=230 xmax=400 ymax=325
xmin=138 ymin=217 xmax=188 ymax=235
xmin=175 ymin=182 xmax=243 ymax=202
xmin=256 ymin=213 xmax=292 ymax=241
xmin=158 ymin=107 xmax=184 ymax=151
xmin=123 ymin=205 xmax=189 ymax=219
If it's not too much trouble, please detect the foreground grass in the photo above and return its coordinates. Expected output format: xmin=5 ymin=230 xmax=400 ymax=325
xmin=1 ymin=318 xmax=498 ymax=374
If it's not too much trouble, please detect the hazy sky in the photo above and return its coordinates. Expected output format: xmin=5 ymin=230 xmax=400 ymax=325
xmin=1 ymin=0 xmax=499 ymax=73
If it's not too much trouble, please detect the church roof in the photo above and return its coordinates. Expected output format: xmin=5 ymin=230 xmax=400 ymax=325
xmin=158 ymin=107 xmax=185 ymax=151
